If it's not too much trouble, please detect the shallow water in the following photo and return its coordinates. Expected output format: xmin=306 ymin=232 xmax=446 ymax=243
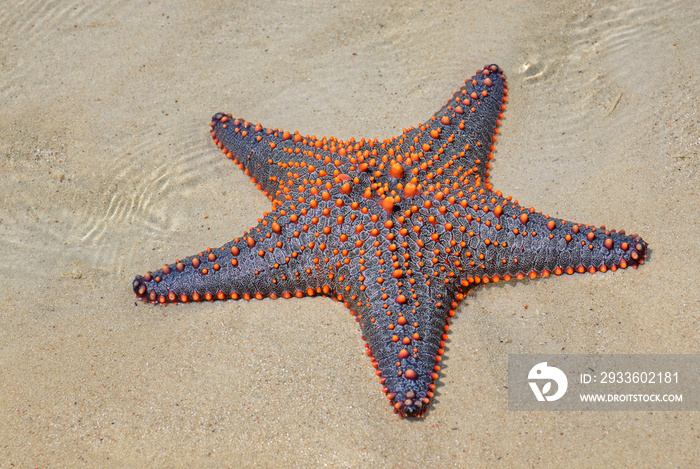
xmin=1 ymin=0 xmax=698 ymax=466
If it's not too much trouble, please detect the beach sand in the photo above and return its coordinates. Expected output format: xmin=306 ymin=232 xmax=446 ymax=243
xmin=1 ymin=0 xmax=697 ymax=466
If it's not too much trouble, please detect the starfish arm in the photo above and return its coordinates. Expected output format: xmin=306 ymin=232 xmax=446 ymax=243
xmin=382 ymin=64 xmax=507 ymax=193
xmin=489 ymin=203 xmax=647 ymax=278
xmin=413 ymin=193 xmax=647 ymax=284
xmin=209 ymin=114 xmax=299 ymax=204
xmin=210 ymin=114 xmax=379 ymax=206
xmin=340 ymin=246 xmax=456 ymax=418
xmin=132 ymin=204 xmax=348 ymax=304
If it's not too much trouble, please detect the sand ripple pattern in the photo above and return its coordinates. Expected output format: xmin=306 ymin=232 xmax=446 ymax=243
xmin=0 ymin=123 xmax=214 ymax=274
xmin=515 ymin=0 xmax=690 ymax=149
xmin=0 ymin=0 xmax=105 ymax=93
xmin=0 ymin=0 xmax=105 ymax=35
xmin=74 ymin=133 xmax=212 ymax=271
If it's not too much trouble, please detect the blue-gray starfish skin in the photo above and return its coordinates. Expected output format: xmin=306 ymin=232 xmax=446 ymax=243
xmin=133 ymin=64 xmax=647 ymax=417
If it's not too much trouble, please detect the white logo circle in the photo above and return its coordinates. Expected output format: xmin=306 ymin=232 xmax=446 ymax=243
xmin=528 ymin=362 xmax=568 ymax=402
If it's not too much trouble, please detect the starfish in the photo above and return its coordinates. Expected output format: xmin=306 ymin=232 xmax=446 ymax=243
xmin=133 ymin=64 xmax=647 ymax=418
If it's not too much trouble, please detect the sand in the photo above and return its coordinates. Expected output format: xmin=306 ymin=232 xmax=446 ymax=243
xmin=1 ymin=0 xmax=697 ymax=466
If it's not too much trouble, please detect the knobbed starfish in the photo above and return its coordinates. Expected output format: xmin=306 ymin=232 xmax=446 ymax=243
xmin=133 ymin=64 xmax=647 ymax=417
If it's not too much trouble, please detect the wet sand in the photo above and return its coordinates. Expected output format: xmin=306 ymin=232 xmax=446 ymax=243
xmin=1 ymin=0 xmax=697 ymax=466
